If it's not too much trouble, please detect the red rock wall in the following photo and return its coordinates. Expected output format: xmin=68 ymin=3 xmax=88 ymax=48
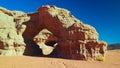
xmin=23 ymin=6 xmax=107 ymax=61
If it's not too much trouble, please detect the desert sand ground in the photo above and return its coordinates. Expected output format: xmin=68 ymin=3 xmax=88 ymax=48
xmin=0 ymin=50 xmax=120 ymax=68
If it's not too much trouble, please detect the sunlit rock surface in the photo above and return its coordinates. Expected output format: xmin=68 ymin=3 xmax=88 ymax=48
xmin=0 ymin=7 xmax=29 ymax=56
xmin=0 ymin=6 xmax=107 ymax=61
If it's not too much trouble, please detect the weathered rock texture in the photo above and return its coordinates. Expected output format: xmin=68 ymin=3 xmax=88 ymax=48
xmin=23 ymin=5 xmax=107 ymax=61
xmin=0 ymin=6 xmax=107 ymax=61
xmin=0 ymin=7 xmax=29 ymax=56
xmin=34 ymin=29 xmax=58 ymax=55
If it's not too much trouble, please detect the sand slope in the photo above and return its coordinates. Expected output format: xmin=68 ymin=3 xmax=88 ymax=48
xmin=0 ymin=50 xmax=120 ymax=68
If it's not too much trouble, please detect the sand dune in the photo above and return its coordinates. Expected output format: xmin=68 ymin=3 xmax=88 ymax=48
xmin=0 ymin=50 xmax=120 ymax=68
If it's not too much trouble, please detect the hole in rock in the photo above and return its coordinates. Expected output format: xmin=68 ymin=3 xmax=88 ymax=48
xmin=23 ymin=39 xmax=43 ymax=56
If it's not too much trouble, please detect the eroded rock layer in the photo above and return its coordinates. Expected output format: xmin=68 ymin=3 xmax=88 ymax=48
xmin=0 ymin=7 xmax=29 ymax=56
xmin=0 ymin=6 xmax=107 ymax=61
xmin=31 ymin=6 xmax=107 ymax=61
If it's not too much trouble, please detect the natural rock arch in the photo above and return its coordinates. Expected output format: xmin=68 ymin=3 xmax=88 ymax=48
xmin=23 ymin=5 xmax=107 ymax=60
xmin=0 ymin=6 xmax=107 ymax=61
xmin=23 ymin=6 xmax=70 ymax=56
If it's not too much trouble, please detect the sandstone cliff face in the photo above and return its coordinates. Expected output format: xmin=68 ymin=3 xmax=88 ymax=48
xmin=0 ymin=7 xmax=29 ymax=56
xmin=0 ymin=6 xmax=107 ymax=61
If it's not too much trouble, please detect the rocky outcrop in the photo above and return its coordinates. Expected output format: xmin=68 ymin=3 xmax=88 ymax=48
xmin=0 ymin=6 xmax=107 ymax=61
xmin=0 ymin=7 xmax=29 ymax=56
xmin=23 ymin=5 xmax=107 ymax=61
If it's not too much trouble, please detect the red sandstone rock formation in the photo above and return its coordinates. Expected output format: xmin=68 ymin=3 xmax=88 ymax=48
xmin=23 ymin=5 xmax=107 ymax=60
xmin=0 ymin=6 xmax=107 ymax=61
